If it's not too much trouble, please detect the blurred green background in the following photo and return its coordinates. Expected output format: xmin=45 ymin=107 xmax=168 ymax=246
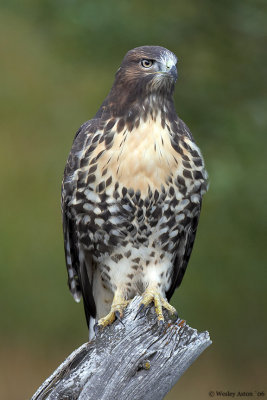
xmin=0 ymin=0 xmax=266 ymax=399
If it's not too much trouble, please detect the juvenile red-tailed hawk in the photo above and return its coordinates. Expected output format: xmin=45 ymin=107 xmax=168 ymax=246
xmin=62 ymin=46 xmax=208 ymax=338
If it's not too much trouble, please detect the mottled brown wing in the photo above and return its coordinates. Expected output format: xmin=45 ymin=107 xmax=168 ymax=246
xmin=166 ymin=201 xmax=202 ymax=301
xmin=61 ymin=120 xmax=97 ymax=326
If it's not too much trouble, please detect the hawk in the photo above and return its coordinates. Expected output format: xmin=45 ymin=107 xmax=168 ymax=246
xmin=62 ymin=46 xmax=208 ymax=338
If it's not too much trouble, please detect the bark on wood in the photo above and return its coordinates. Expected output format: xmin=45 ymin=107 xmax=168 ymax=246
xmin=31 ymin=296 xmax=212 ymax=400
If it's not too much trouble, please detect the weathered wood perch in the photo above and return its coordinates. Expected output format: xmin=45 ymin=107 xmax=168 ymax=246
xmin=31 ymin=296 xmax=211 ymax=400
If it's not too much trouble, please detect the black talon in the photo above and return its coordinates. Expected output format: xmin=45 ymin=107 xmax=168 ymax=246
xmin=115 ymin=310 xmax=125 ymax=326
xmin=115 ymin=310 xmax=121 ymax=320
xmin=158 ymin=319 xmax=165 ymax=333
xmin=139 ymin=303 xmax=145 ymax=313
xmin=134 ymin=303 xmax=145 ymax=320
xmin=94 ymin=322 xmax=99 ymax=336
xmin=171 ymin=311 xmax=179 ymax=321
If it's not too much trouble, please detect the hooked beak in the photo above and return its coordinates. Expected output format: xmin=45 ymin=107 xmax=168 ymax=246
xmin=169 ymin=65 xmax=178 ymax=82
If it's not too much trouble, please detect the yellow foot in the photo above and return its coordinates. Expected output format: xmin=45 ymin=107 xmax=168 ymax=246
xmin=96 ymin=294 xmax=129 ymax=331
xmin=138 ymin=288 xmax=178 ymax=324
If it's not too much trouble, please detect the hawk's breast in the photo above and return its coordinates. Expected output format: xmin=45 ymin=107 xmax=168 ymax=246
xmin=70 ymin=115 xmax=207 ymax=279
xmin=87 ymin=115 xmax=189 ymax=196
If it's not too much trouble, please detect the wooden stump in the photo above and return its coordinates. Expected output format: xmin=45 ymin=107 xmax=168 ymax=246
xmin=32 ymin=296 xmax=212 ymax=400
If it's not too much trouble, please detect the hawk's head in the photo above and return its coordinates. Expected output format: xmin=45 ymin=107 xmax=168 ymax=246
xmin=101 ymin=46 xmax=178 ymax=119
xmin=114 ymin=46 xmax=178 ymax=97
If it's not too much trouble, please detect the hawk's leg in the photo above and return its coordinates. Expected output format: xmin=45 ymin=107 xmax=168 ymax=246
xmin=96 ymin=290 xmax=129 ymax=329
xmin=138 ymin=286 xmax=178 ymax=324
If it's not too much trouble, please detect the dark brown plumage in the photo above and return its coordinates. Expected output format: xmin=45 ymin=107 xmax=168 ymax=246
xmin=61 ymin=46 xmax=208 ymax=337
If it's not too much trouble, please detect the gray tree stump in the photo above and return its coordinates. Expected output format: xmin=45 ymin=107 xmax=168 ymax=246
xmin=31 ymin=296 xmax=212 ymax=400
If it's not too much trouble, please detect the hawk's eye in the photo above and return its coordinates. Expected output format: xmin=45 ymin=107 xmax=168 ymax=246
xmin=141 ymin=59 xmax=154 ymax=68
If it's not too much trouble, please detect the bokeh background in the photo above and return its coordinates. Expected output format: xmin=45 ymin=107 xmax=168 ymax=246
xmin=1 ymin=0 xmax=266 ymax=399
